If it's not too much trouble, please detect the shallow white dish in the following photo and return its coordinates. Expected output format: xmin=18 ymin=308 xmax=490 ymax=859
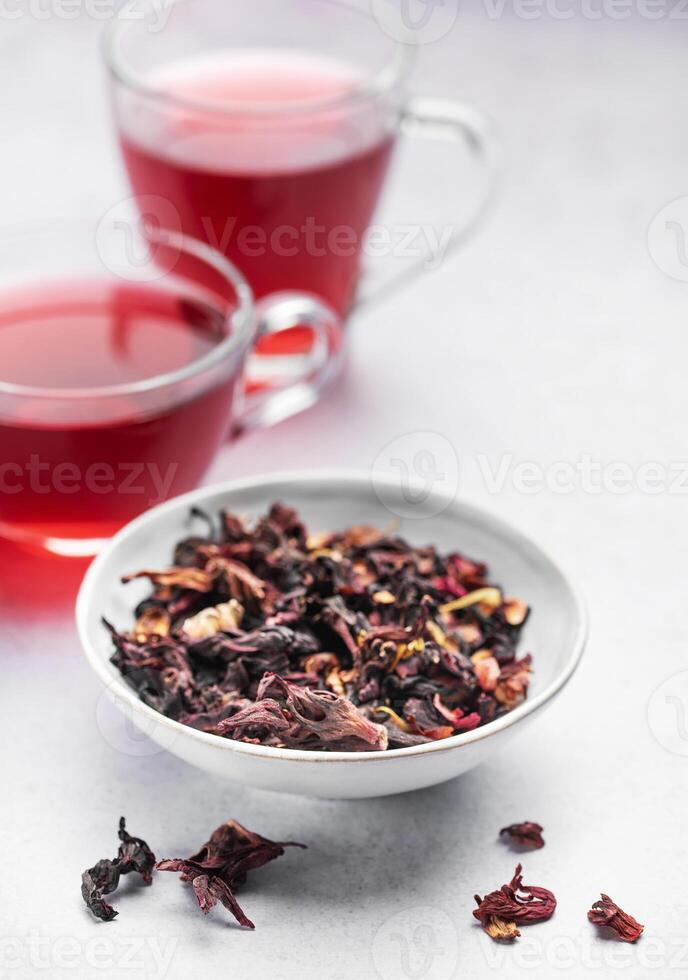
xmin=77 ymin=470 xmax=586 ymax=799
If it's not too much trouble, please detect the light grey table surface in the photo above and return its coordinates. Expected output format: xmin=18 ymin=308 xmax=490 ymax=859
xmin=2 ymin=6 xmax=687 ymax=980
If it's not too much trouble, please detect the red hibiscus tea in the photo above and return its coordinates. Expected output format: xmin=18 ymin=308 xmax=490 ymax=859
xmin=0 ymin=277 xmax=239 ymax=551
xmin=115 ymin=50 xmax=397 ymax=316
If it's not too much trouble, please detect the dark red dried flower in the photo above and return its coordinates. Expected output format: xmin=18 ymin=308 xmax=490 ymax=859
xmin=588 ymin=894 xmax=644 ymax=943
xmin=81 ymin=818 xmax=156 ymax=921
xmin=499 ymin=822 xmax=545 ymax=850
xmin=108 ymin=503 xmax=534 ymax=752
xmin=217 ymin=672 xmax=388 ymax=751
xmin=473 ymin=864 xmax=556 ymax=940
xmin=156 ymin=819 xmax=305 ymax=929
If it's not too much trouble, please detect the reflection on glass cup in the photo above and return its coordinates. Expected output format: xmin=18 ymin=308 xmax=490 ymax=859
xmin=0 ymin=218 xmax=340 ymax=555
xmin=105 ymin=0 xmax=496 ymax=318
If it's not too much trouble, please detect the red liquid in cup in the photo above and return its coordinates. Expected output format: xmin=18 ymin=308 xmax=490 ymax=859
xmin=0 ymin=279 xmax=236 ymax=543
xmin=118 ymin=52 xmax=396 ymax=315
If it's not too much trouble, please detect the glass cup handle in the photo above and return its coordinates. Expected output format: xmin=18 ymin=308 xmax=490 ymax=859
xmin=235 ymin=291 xmax=343 ymax=434
xmin=355 ymin=97 xmax=499 ymax=310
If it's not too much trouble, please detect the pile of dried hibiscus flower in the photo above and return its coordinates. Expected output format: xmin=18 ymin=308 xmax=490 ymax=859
xmin=106 ymin=503 xmax=533 ymax=752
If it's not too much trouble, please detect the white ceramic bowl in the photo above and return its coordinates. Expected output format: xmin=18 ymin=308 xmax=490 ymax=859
xmin=77 ymin=471 xmax=586 ymax=799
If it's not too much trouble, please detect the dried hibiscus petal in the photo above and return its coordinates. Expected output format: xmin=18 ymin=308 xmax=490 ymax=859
xmin=122 ymin=567 xmax=214 ymax=592
xmin=81 ymin=818 xmax=156 ymax=921
xmin=588 ymin=894 xmax=644 ymax=943
xmin=500 ymin=822 xmax=545 ymax=850
xmin=109 ymin=503 xmax=533 ymax=752
xmin=250 ymin=673 xmax=389 ymax=751
xmin=432 ymin=694 xmax=481 ymax=732
xmin=82 ymin=862 xmax=121 ymax=922
xmin=116 ymin=819 xmax=156 ymax=882
xmin=133 ymin=604 xmax=170 ymax=639
xmin=403 ymin=697 xmax=453 ymax=740
xmin=471 ymin=651 xmax=501 ymax=692
xmin=494 ymin=655 xmax=532 ymax=709
xmin=502 ymin=597 xmax=529 ymax=626
xmin=473 ymin=864 xmax=556 ymax=940
xmin=156 ymin=819 xmax=305 ymax=929
xmin=215 ymin=697 xmax=291 ymax=738
xmin=181 ymin=599 xmax=244 ymax=640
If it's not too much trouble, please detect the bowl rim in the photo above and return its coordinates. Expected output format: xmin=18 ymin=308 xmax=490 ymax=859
xmin=76 ymin=469 xmax=588 ymax=764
